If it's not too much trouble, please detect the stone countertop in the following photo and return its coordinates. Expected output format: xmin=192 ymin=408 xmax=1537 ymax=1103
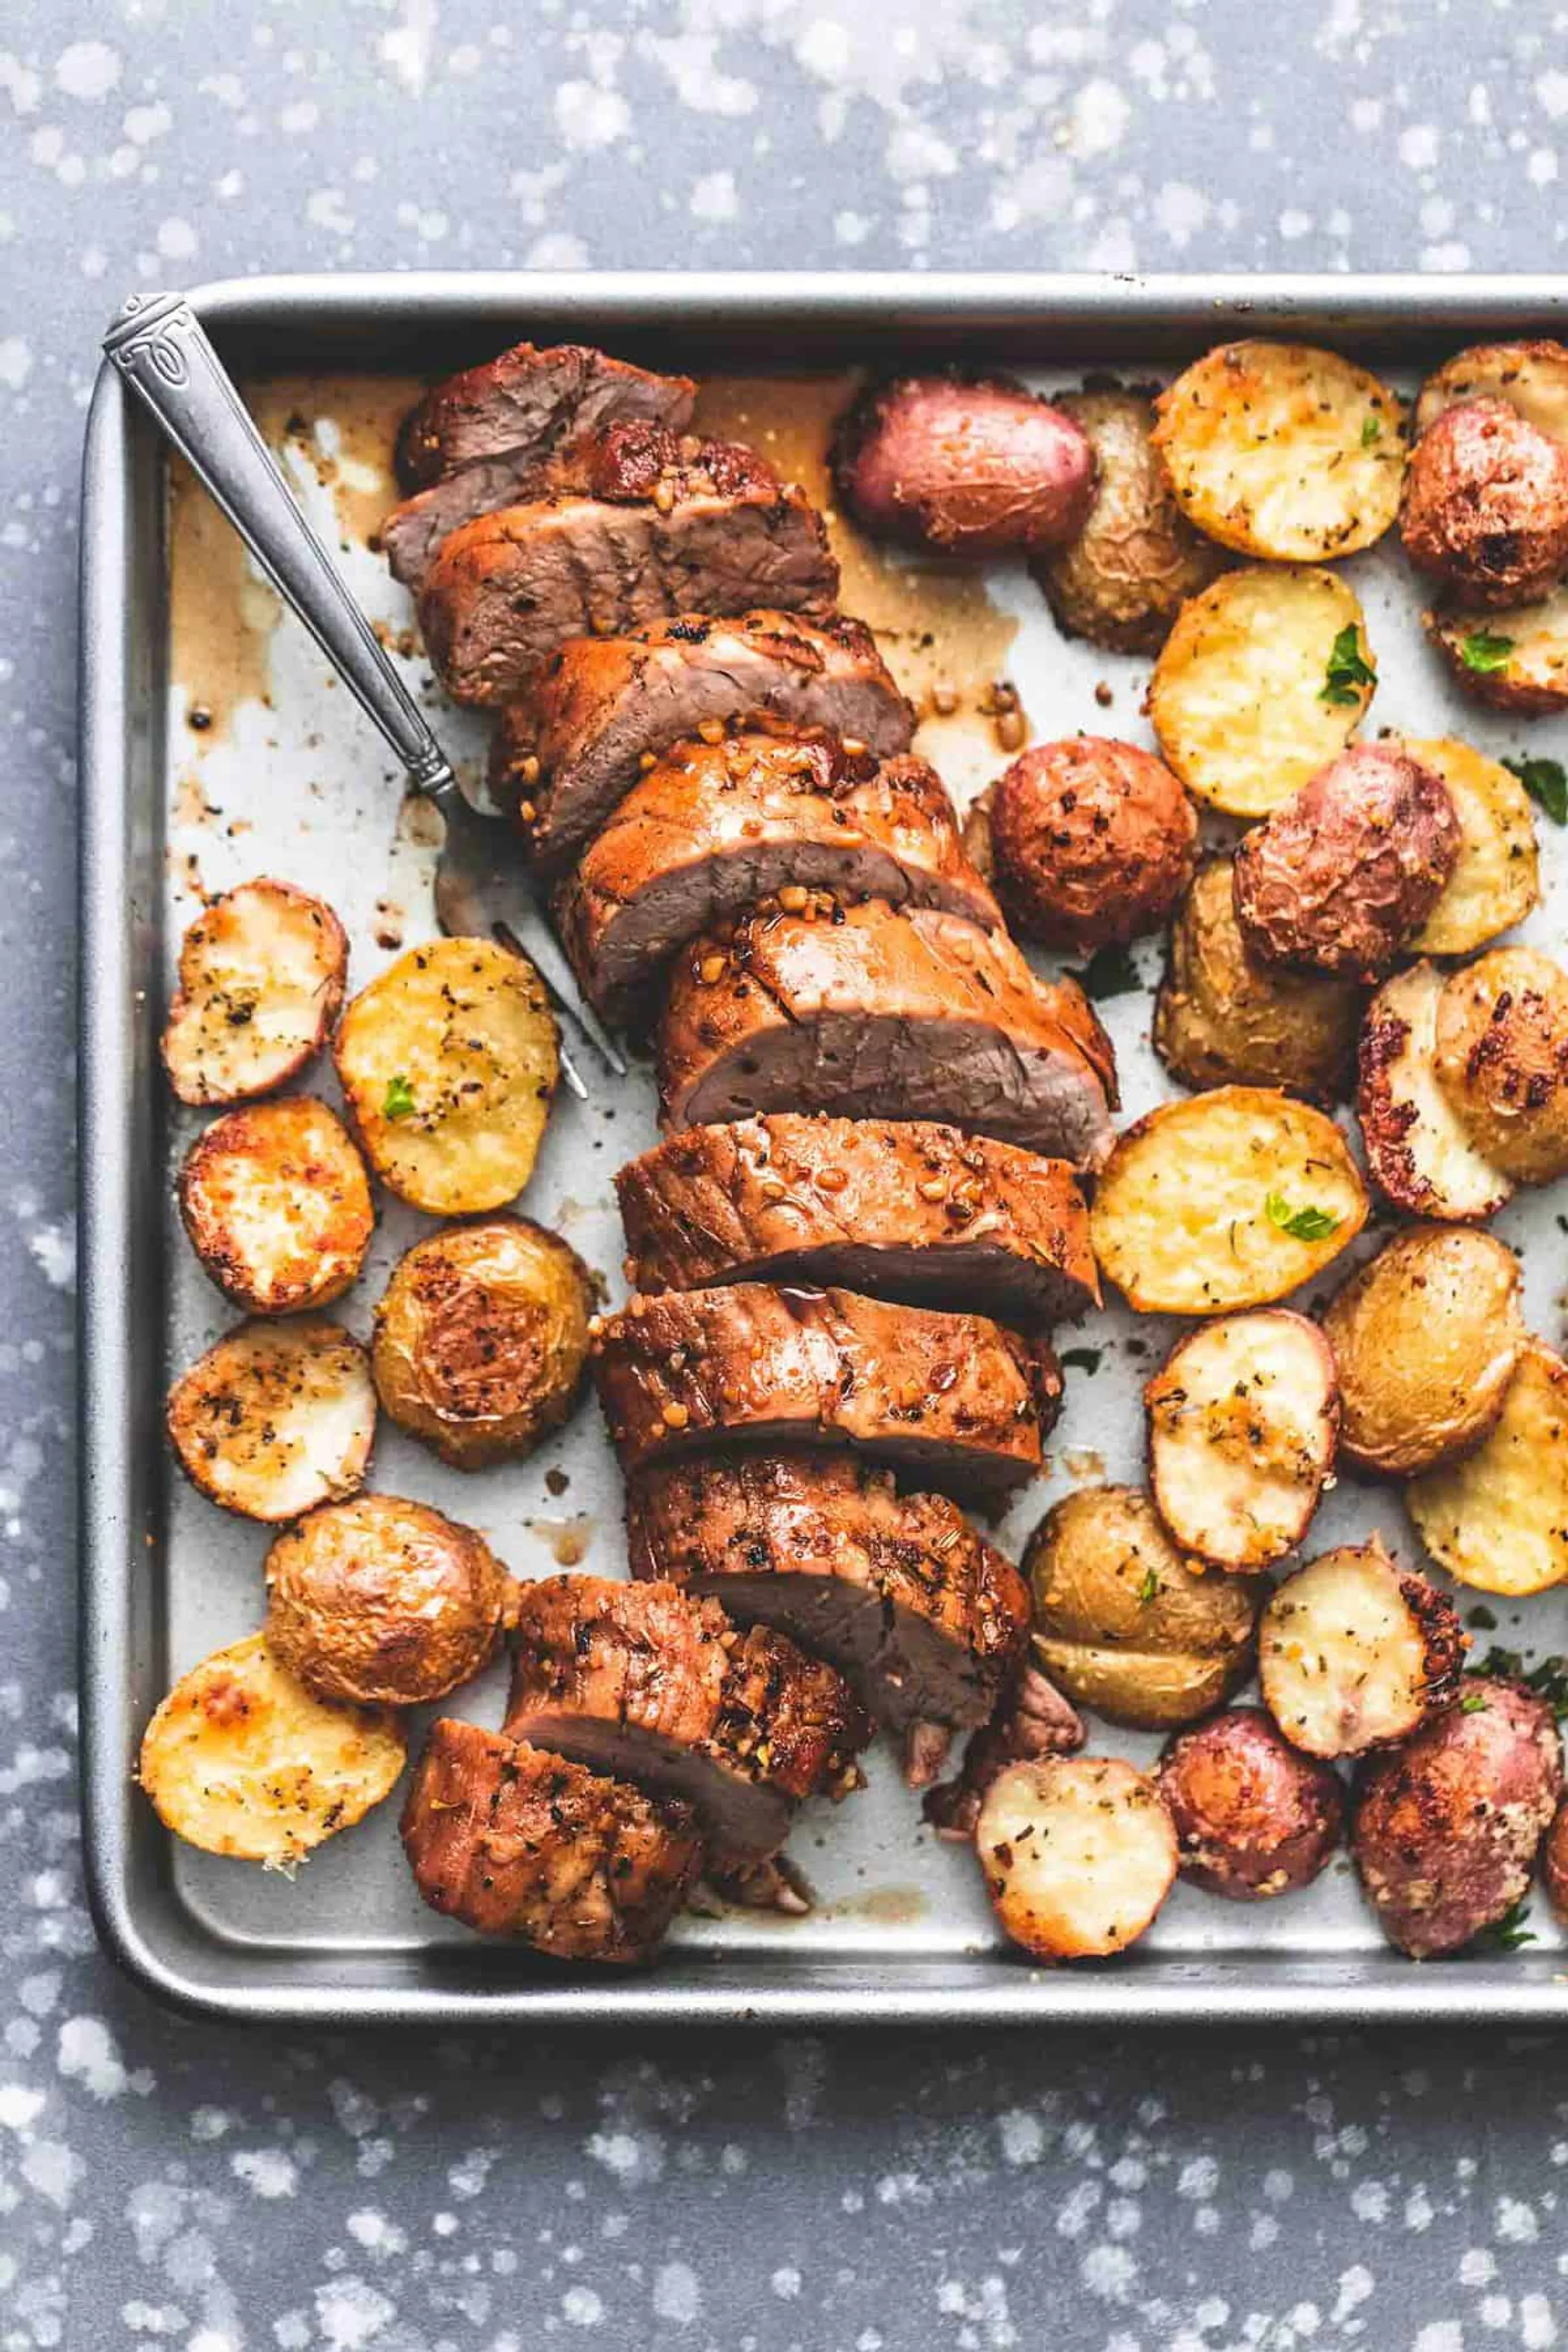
xmin=4 ymin=4 xmax=1568 ymax=2344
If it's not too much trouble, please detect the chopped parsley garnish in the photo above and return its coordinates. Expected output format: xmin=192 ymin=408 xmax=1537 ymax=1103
xmin=1459 ymin=1693 xmax=1490 ymax=1715
xmin=1458 ymin=629 xmax=1515 ymax=676
xmin=383 ymin=1073 xmax=417 ymax=1121
xmin=1505 ymin=753 xmax=1568 ymax=825
xmin=1466 ymin=1605 xmax=1498 ymax=1631
xmin=1319 ymin=624 xmax=1376 ymax=706
xmin=1136 ymin=1564 xmax=1161 ymax=1605
xmin=1265 ymin=1190 xmax=1342 ymax=1242
xmin=1472 ymin=1899 xmax=1537 ymax=1955
xmin=1468 ymin=1646 xmax=1568 ymax=1718
xmin=1361 ymin=414 xmax=1383 ymax=446
xmin=1068 ymin=941 xmax=1142 ymax=1001
xmin=1060 ymin=1347 xmax=1103 ymax=1375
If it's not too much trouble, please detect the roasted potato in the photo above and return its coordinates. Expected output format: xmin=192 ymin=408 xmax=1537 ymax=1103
xmin=830 ymin=373 xmax=1096 ymax=557
xmin=1231 ymin=743 xmax=1460 ymax=984
xmin=178 ymin=1097 xmax=374 ymax=1316
xmin=1033 ymin=381 xmax=1229 ymax=653
xmin=265 ymin=1493 xmax=517 ymax=1706
xmin=1542 ymin=1793 xmax=1568 ymax=1927
xmin=1404 ymin=737 xmax=1540 ymax=955
xmin=1153 ymin=858 xmax=1363 ymax=1100
xmin=1258 ymin=1539 xmax=1466 ymax=1760
xmin=1427 ymin=586 xmax=1568 ymax=715
xmin=985 ymin=737 xmax=1196 ymax=955
xmin=1025 ymin=1485 xmax=1263 ymax=1731
xmin=1407 ymin=1341 xmax=1568 ymax=1597
xmin=1352 ymin=1679 xmax=1563 ymax=1957
xmin=1432 ymin=947 xmax=1568 ymax=1185
xmin=1415 ymin=338 xmax=1568 ymax=443
xmin=1089 ymin=1085 xmax=1367 ymax=1316
xmin=138 ymin=1631 xmax=405 ymax=1867
xmin=977 ymin=1755 xmax=1178 ymax=1962
xmin=1148 ymin=566 xmax=1375 ymax=819
xmin=1322 ymin=1224 xmax=1525 ymax=1477
xmin=1401 ymin=399 xmax=1568 ymax=608
xmin=334 ymin=938 xmax=558 ymax=1216
xmin=1151 ymin=340 xmax=1405 ymax=561
xmin=1356 ymin=961 xmax=1515 ymax=1223
xmin=1156 ymin=1709 xmax=1344 ymax=1900
xmin=165 ymin=1317 xmax=376 ymax=1523
xmin=1145 ymin=1310 xmax=1337 ymax=1572
xmin=371 ymin=1216 xmax=594 ymax=1469
xmin=162 ymin=879 xmax=348 ymax=1107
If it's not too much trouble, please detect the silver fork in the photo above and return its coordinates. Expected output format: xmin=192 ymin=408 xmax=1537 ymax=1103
xmin=101 ymin=289 xmax=625 ymax=1099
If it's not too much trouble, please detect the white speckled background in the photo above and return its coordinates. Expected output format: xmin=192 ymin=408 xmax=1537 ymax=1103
xmin=8 ymin=5 xmax=1568 ymax=2346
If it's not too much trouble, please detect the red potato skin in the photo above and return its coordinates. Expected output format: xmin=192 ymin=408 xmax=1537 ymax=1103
xmin=1352 ymin=1679 xmax=1563 ymax=1957
xmin=1232 ymin=744 xmax=1461 ymax=985
xmin=1157 ymin=1709 xmax=1344 ymax=1899
xmin=1400 ymin=398 xmax=1568 ymax=609
xmin=988 ymin=737 xmax=1198 ymax=955
xmin=831 ymin=375 xmax=1097 ymax=558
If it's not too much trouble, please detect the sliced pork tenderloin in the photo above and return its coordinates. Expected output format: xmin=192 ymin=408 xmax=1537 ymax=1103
xmin=616 ymin=1114 xmax=1098 ymax=1328
xmin=657 ymin=897 xmax=1118 ymax=1167
xmin=396 ymin=341 xmax=696 ymax=492
xmin=625 ymin=1453 xmax=1032 ymax=1784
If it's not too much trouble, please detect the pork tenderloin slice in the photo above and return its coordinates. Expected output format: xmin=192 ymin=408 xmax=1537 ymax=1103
xmin=508 ymin=610 xmax=915 ymax=870
xmin=502 ymin=1574 xmax=870 ymax=1869
xmin=625 ymin=1453 xmax=1031 ymax=1778
xmin=556 ymin=733 xmax=998 ymax=1014
xmin=591 ymin=1281 xmax=1059 ymax=1503
xmin=657 ymin=898 xmax=1118 ymax=1168
xmin=382 ymin=453 xmax=554 ymax=590
xmin=396 ymin=341 xmax=695 ymax=491
xmin=399 ymin=1719 xmax=702 ymax=1963
xmin=617 ymin=1114 xmax=1098 ymax=1328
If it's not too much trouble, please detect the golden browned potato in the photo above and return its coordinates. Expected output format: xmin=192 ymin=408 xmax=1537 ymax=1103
xmin=264 ymin=1493 xmax=517 ymax=1706
xmin=371 ymin=1217 xmax=594 ymax=1469
xmin=1353 ymin=1679 xmax=1563 ymax=1957
xmin=1025 ymin=1486 xmax=1263 ymax=1731
xmin=1153 ymin=858 xmax=1363 ymax=1100
xmin=138 ymin=1632 xmax=405 ymax=1866
xmin=1405 ymin=737 xmax=1540 ymax=954
xmin=1407 ymin=1341 xmax=1568 ymax=1597
xmin=830 ymin=374 xmax=1096 ymax=556
xmin=334 ymin=937 xmax=558 ymax=1216
xmin=1156 ymin=1709 xmax=1344 ymax=1900
xmin=1033 ymin=381 xmax=1229 ymax=653
xmin=986 ymin=737 xmax=1196 ymax=954
xmin=1148 ymin=566 xmax=1375 ymax=819
xmin=165 ymin=1318 xmax=376 ymax=1523
xmin=1356 ymin=961 xmax=1515 ymax=1223
xmin=1258 ymin=1539 xmax=1466 ymax=1759
xmin=1427 ymin=586 xmax=1568 ymax=715
xmin=1145 ymin=1310 xmax=1338 ymax=1571
xmin=162 ymin=880 xmax=348 ymax=1107
xmin=976 ymin=1755 xmax=1178 ymax=1962
xmin=1414 ymin=338 xmax=1568 ymax=441
xmin=1401 ymin=399 xmax=1568 ymax=607
xmin=1089 ymin=1086 xmax=1367 ymax=1316
xmin=178 ymin=1097 xmax=374 ymax=1316
xmin=1151 ymin=340 xmax=1405 ymax=560
xmin=1432 ymin=947 xmax=1568 ymax=1184
xmin=1322 ymin=1225 xmax=1525 ymax=1476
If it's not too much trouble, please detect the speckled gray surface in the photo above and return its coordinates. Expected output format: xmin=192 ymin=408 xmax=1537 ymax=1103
xmin=8 ymin=4 xmax=1568 ymax=2345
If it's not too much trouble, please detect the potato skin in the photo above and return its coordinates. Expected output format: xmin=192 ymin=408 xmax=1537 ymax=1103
xmin=1433 ymin=947 xmax=1568 ymax=1185
xmin=1401 ymin=398 xmax=1568 ymax=608
xmin=987 ymin=737 xmax=1197 ymax=954
xmin=1033 ymin=382 xmax=1229 ymax=653
xmin=831 ymin=374 xmax=1096 ymax=557
xmin=1352 ymin=1679 xmax=1563 ymax=1957
xmin=372 ymin=1216 xmax=594 ymax=1468
xmin=1232 ymin=744 xmax=1461 ymax=985
xmin=1157 ymin=1709 xmax=1344 ymax=1900
xmin=265 ymin=1493 xmax=517 ymax=1707
xmin=1322 ymin=1224 xmax=1524 ymax=1476
xmin=1154 ymin=858 xmax=1362 ymax=1100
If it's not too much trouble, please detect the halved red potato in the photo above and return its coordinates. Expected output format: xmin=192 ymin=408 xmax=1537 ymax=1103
xmin=165 ymin=1317 xmax=376 ymax=1523
xmin=1356 ymin=961 xmax=1514 ymax=1222
xmin=976 ymin=1755 xmax=1177 ymax=1962
xmin=1403 ymin=737 xmax=1539 ymax=956
xmin=1406 ymin=1341 xmax=1568 ymax=1597
xmin=1414 ymin=339 xmax=1568 ymax=442
xmin=1258 ymin=1539 xmax=1466 ymax=1759
xmin=178 ymin=1097 xmax=374 ymax=1316
xmin=162 ymin=880 xmax=347 ymax=1107
xmin=1145 ymin=1310 xmax=1337 ymax=1571
xmin=1426 ymin=586 xmax=1568 ymax=716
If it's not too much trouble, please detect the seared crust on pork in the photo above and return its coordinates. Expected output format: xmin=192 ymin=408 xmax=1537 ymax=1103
xmin=396 ymin=341 xmax=696 ymax=490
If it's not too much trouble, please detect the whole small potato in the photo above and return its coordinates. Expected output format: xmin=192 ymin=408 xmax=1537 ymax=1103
xmin=1401 ymin=397 xmax=1568 ymax=608
xmin=1232 ymin=743 xmax=1461 ymax=984
xmin=1157 ymin=1709 xmax=1344 ymax=1900
xmin=1433 ymin=946 xmax=1568 ymax=1184
xmin=1034 ymin=382 xmax=1229 ymax=653
xmin=831 ymin=374 xmax=1096 ymax=557
xmin=1542 ymin=1793 xmax=1568 ymax=1927
xmin=988 ymin=737 xmax=1197 ymax=954
xmin=1322 ymin=1224 xmax=1524 ymax=1476
xmin=265 ymin=1493 xmax=518 ymax=1706
xmin=1154 ymin=858 xmax=1363 ymax=1100
xmin=1352 ymin=1679 xmax=1563 ymax=1957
